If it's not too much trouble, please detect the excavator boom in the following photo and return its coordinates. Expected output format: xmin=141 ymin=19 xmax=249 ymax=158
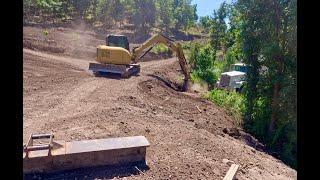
xmin=132 ymin=34 xmax=190 ymax=91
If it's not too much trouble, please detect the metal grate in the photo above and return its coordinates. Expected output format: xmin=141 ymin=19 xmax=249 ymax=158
xmin=220 ymin=74 xmax=230 ymax=87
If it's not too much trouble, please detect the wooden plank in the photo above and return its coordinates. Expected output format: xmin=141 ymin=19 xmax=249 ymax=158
xmin=223 ymin=164 xmax=239 ymax=180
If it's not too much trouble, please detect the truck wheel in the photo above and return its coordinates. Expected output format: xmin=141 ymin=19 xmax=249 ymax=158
xmin=238 ymin=85 xmax=244 ymax=93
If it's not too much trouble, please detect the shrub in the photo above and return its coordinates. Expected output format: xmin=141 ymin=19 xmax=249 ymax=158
xmin=205 ymin=89 xmax=246 ymax=126
xmin=189 ymin=42 xmax=217 ymax=87
xmin=151 ymin=43 xmax=169 ymax=54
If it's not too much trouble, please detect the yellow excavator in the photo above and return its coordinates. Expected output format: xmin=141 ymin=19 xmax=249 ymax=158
xmin=88 ymin=34 xmax=190 ymax=91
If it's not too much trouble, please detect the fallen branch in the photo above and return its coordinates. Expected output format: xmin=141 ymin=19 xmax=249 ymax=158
xmin=196 ymin=105 xmax=202 ymax=113
xmin=163 ymin=97 xmax=170 ymax=103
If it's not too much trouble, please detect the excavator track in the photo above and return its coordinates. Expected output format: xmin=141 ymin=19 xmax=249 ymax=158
xmin=89 ymin=63 xmax=140 ymax=78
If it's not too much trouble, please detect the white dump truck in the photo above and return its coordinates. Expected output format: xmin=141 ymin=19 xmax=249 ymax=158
xmin=216 ymin=63 xmax=248 ymax=92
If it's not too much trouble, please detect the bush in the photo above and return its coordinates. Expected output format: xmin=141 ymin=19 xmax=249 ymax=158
xmin=189 ymin=42 xmax=217 ymax=87
xmin=151 ymin=43 xmax=169 ymax=54
xmin=205 ymin=89 xmax=246 ymax=126
xmin=43 ymin=30 xmax=49 ymax=36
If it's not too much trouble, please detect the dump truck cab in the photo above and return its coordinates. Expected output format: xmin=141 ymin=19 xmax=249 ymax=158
xmin=216 ymin=63 xmax=248 ymax=92
xmin=231 ymin=63 xmax=248 ymax=73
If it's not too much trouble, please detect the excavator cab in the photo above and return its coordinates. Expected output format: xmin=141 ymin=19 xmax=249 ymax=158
xmin=106 ymin=34 xmax=129 ymax=51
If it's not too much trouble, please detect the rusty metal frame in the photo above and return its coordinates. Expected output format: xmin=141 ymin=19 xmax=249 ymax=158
xmin=24 ymin=133 xmax=54 ymax=158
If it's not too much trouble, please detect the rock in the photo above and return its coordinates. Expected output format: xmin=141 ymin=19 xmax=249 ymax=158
xmin=222 ymin=158 xmax=235 ymax=166
xmin=240 ymin=169 xmax=247 ymax=174
xmin=188 ymin=119 xmax=194 ymax=122
xmin=222 ymin=128 xmax=228 ymax=134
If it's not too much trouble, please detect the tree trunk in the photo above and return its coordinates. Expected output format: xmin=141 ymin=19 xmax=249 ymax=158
xmin=269 ymin=82 xmax=280 ymax=134
xmin=268 ymin=0 xmax=286 ymax=135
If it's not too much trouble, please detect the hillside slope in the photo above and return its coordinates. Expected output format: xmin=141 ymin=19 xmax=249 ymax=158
xmin=23 ymin=25 xmax=297 ymax=179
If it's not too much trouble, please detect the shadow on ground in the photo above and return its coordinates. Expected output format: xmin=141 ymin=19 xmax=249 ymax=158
xmin=92 ymin=72 xmax=140 ymax=80
xmin=147 ymin=74 xmax=184 ymax=92
xmin=24 ymin=163 xmax=149 ymax=180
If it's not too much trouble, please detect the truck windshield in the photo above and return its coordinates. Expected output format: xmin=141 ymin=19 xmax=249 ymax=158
xmin=234 ymin=65 xmax=247 ymax=73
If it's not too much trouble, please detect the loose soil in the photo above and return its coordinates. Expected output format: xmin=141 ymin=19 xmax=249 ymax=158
xmin=23 ymin=25 xmax=297 ymax=180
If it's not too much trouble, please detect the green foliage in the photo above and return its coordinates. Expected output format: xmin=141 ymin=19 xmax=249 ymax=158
xmin=24 ymin=0 xmax=198 ymax=33
xmin=95 ymin=0 xmax=126 ymax=27
xmin=199 ymin=16 xmax=212 ymax=31
xmin=189 ymin=42 xmax=217 ymax=86
xmin=69 ymin=0 xmax=91 ymax=18
xmin=151 ymin=44 xmax=169 ymax=54
xmin=128 ymin=0 xmax=157 ymax=33
xmin=209 ymin=2 xmax=229 ymax=51
xmin=237 ymin=0 xmax=297 ymax=168
xmin=172 ymin=0 xmax=198 ymax=31
xmin=36 ymin=0 xmax=62 ymax=12
xmin=188 ymin=0 xmax=296 ymax=169
xmin=206 ymin=89 xmax=245 ymax=126
xmin=43 ymin=30 xmax=49 ymax=36
xmin=155 ymin=0 xmax=175 ymax=31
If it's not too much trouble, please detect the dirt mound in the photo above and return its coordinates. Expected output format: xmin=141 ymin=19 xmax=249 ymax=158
xmin=23 ymin=37 xmax=65 ymax=53
xmin=23 ymin=26 xmax=105 ymax=59
xmin=118 ymin=95 xmax=146 ymax=109
xmin=138 ymin=76 xmax=238 ymax=138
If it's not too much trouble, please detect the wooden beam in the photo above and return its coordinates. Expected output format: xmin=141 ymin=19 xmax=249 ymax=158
xmin=223 ymin=164 xmax=239 ymax=180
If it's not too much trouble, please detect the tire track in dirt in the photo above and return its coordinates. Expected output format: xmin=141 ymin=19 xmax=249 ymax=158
xmin=23 ymin=48 xmax=93 ymax=71
xmin=40 ymin=78 xmax=100 ymax=119
xmin=23 ymin=49 xmax=178 ymax=143
xmin=23 ymin=48 xmax=176 ymax=73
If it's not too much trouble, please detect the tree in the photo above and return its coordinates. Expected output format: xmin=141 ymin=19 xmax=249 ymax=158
xmin=237 ymin=0 xmax=297 ymax=168
xmin=69 ymin=0 xmax=91 ymax=19
xmin=35 ymin=0 xmax=63 ymax=23
xmin=172 ymin=0 xmax=198 ymax=31
xmin=189 ymin=42 xmax=217 ymax=86
xmin=127 ymin=0 xmax=156 ymax=33
xmin=96 ymin=0 xmax=125 ymax=27
xmin=155 ymin=0 xmax=175 ymax=31
xmin=199 ymin=16 xmax=213 ymax=32
xmin=209 ymin=2 xmax=229 ymax=55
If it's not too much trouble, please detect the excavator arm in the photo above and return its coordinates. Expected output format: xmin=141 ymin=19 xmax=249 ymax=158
xmin=131 ymin=34 xmax=191 ymax=91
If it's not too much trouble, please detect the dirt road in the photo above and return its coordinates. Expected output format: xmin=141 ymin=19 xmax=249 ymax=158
xmin=23 ymin=26 xmax=297 ymax=179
